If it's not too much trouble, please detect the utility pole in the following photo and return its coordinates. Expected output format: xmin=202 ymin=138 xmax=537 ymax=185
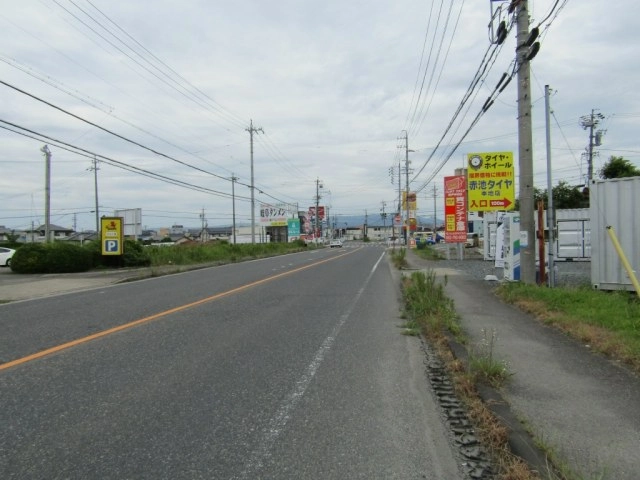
xmin=515 ymin=0 xmax=536 ymax=284
xmin=88 ymin=156 xmax=100 ymax=233
xmin=364 ymin=209 xmax=368 ymax=239
xmin=231 ymin=174 xmax=237 ymax=244
xmin=545 ymin=85 xmax=556 ymax=287
xmin=246 ymin=119 xmax=264 ymax=244
xmin=580 ymin=109 xmax=605 ymax=181
xmin=314 ymin=178 xmax=323 ymax=239
xmin=199 ymin=208 xmax=206 ymax=242
xmin=432 ymin=185 xmax=437 ymax=232
xmin=400 ymin=131 xmax=413 ymax=245
xmin=380 ymin=201 xmax=387 ymax=236
xmin=40 ymin=145 xmax=52 ymax=243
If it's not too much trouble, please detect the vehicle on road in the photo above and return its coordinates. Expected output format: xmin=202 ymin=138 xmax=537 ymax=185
xmin=329 ymin=239 xmax=343 ymax=248
xmin=0 ymin=247 xmax=16 ymax=267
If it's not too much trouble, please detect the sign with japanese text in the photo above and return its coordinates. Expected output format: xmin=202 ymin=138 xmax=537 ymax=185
xmin=466 ymin=151 xmax=515 ymax=211
xmin=308 ymin=206 xmax=325 ymax=220
xmin=287 ymin=218 xmax=300 ymax=237
xmin=444 ymin=175 xmax=467 ymax=243
xmin=402 ymin=191 xmax=417 ymax=211
xmin=260 ymin=203 xmax=289 ymax=226
xmin=101 ymin=217 xmax=123 ymax=256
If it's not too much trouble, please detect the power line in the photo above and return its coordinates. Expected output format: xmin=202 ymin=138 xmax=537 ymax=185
xmin=0 ymin=119 xmax=251 ymax=201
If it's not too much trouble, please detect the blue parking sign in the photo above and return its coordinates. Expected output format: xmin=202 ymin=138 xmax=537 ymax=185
xmin=104 ymin=240 xmax=119 ymax=252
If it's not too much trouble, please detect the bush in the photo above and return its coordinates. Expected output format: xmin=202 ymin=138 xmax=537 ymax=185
xmin=122 ymin=239 xmax=151 ymax=267
xmin=10 ymin=244 xmax=47 ymax=273
xmin=83 ymin=239 xmax=151 ymax=268
xmin=11 ymin=242 xmax=93 ymax=273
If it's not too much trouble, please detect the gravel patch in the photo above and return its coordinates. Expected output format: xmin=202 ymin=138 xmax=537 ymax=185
xmin=426 ymin=246 xmax=591 ymax=288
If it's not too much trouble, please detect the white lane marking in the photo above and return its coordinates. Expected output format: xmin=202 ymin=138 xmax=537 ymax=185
xmin=237 ymin=251 xmax=386 ymax=479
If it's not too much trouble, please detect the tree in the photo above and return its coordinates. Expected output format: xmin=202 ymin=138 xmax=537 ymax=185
xmin=598 ymin=156 xmax=640 ymax=179
xmin=551 ymin=180 xmax=588 ymax=209
xmin=515 ymin=181 xmax=587 ymax=210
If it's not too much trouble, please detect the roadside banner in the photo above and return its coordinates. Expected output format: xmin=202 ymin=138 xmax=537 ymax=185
xmin=444 ymin=175 xmax=467 ymax=243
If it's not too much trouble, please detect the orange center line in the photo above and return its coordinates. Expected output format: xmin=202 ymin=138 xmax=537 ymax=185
xmin=1 ymin=248 xmax=360 ymax=372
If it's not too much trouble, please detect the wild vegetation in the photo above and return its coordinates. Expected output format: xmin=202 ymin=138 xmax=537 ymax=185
xmin=496 ymin=282 xmax=640 ymax=374
xmin=399 ymin=252 xmax=638 ymax=479
xmin=401 ymin=269 xmax=540 ymax=479
xmin=8 ymin=239 xmax=312 ymax=274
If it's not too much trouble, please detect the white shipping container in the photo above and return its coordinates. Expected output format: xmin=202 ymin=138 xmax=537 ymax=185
xmin=590 ymin=177 xmax=640 ymax=291
xmin=554 ymin=208 xmax=590 ymax=260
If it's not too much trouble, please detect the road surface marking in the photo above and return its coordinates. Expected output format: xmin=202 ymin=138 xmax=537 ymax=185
xmin=0 ymin=248 xmax=362 ymax=371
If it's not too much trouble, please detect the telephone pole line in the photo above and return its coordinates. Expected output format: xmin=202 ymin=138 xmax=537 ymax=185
xmin=516 ymin=0 xmax=536 ymax=284
xmin=432 ymin=185 xmax=437 ymax=232
xmin=246 ymin=119 xmax=263 ymax=244
xmin=314 ymin=178 xmax=323 ymax=239
xmin=88 ymin=156 xmax=100 ymax=232
xmin=231 ymin=174 xmax=238 ymax=245
xmin=400 ymin=131 xmax=413 ymax=244
xmin=580 ymin=109 xmax=605 ymax=182
xmin=40 ymin=145 xmax=52 ymax=243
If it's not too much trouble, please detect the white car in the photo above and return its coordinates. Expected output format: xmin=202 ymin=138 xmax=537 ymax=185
xmin=0 ymin=247 xmax=16 ymax=267
xmin=329 ymin=239 xmax=343 ymax=248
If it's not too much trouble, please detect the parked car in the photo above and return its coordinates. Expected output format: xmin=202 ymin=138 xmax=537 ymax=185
xmin=329 ymin=239 xmax=343 ymax=248
xmin=0 ymin=247 xmax=16 ymax=267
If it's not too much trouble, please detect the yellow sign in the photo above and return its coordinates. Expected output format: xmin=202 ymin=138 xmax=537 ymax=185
xmin=101 ymin=217 xmax=124 ymax=255
xmin=402 ymin=191 xmax=417 ymax=211
xmin=466 ymin=151 xmax=515 ymax=211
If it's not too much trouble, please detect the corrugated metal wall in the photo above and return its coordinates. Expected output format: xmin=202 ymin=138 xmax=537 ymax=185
xmin=590 ymin=177 xmax=640 ymax=291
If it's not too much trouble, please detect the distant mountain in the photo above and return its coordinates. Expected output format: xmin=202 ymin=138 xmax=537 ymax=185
xmin=331 ymin=214 xmax=442 ymax=229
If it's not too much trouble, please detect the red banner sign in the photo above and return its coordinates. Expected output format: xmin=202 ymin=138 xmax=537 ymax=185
xmin=444 ymin=175 xmax=467 ymax=243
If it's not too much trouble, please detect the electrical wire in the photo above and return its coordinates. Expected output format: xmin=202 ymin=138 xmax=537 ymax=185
xmin=0 ymin=119 xmax=252 ymax=201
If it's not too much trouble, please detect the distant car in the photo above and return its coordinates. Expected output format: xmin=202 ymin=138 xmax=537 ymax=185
xmin=0 ymin=247 xmax=16 ymax=267
xmin=329 ymin=239 xmax=343 ymax=248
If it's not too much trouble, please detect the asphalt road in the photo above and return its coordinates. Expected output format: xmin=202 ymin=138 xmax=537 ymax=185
xmin=0 ymin=246 xmax=464 ymax=479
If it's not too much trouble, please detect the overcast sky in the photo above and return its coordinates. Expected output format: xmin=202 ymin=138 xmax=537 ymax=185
xmin=1 ymin=0 xmax=638 ymax=232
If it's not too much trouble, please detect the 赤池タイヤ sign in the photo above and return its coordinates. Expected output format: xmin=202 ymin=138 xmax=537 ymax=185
xmin=466 ymin=152 xmax=515 ymax=212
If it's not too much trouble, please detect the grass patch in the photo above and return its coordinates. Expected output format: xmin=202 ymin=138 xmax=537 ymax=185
xmin=145 ymin=241 xmax=311 ymax=267
xmin=468 ymin=328 xmax=512 ymax=388
xmin=402 ymin=270 xmax=461 ymax=338
xmin=413 ymin=245 xmax=444 ymax=261
xmin=400 ymin=270 xmax=538 ymax=478
xmin=390 ymin=247 xmax=408 ymax=269
xmin=398 ymin=264 xmax=622 ymax=479
xmin=496 ymin=283 xmax=640 ymax=374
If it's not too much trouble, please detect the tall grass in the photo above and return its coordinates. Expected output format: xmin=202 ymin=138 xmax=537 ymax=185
xmin=402 ymin=270 xmax=461 ymax=337
xmin=145 ymin=241 xmax=308 ymax=266
xmin=497 ymin=282 xmax=640 ymax=372
xmin=390 ymin=248 xmax=408 ymax=269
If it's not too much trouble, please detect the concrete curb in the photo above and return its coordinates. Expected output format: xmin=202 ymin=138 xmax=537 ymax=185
xmin=445 ymin=332 xmax=553 ymax=477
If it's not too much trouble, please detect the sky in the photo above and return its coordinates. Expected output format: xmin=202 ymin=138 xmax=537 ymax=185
xmin=1 ymin=0 xmax=639 ymax=232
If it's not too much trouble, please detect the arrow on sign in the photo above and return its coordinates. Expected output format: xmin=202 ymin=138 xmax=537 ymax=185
xmin=490 ymin=198 xmax=512 ymax=208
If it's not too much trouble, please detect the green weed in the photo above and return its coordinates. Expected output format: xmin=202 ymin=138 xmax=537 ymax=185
xmin=467 ymin=328 xmax=511 ymax=387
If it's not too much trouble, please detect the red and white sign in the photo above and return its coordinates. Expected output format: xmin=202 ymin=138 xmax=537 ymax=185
xmin=444 ymin=175 xmax=467 ymax=243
